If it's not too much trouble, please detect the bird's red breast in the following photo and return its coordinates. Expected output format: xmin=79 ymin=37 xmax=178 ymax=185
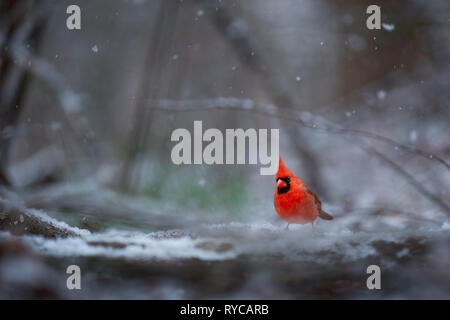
xmin=274 ymin=157 xmax=333 ymax=224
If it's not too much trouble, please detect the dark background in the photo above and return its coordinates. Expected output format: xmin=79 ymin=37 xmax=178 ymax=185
xmin=0 ymin=0 xmax=449 ymax=299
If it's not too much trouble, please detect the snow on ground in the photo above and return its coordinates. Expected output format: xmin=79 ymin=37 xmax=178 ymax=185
xmin=1 ymin=203 xmax=449 ymax=299
xmin=1 ymin=207 xmax=445 ymax=264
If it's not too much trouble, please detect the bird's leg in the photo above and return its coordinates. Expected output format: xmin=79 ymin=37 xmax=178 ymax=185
xmin=311 ymin=221 xmax=316 ymax=235
xmin=285 ymin=223 xmax=290 ymax=230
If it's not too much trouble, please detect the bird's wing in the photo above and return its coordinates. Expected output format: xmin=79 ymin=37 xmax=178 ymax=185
xmin=305 ymin=187 xmax=333 ymax=220
xmin=305 ymin=187 xmax=322 ymax=211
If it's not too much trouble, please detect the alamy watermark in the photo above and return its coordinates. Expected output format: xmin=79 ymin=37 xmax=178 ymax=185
xmin=366 ymin=5 xmax=381 ymax=30
xmin=171 ymin=121 xmax=279 ymax=175
xmin=66 ymin=265 xmax=81 ymax=290
xmin=66 ymin=5 xmax=81 ymax=30
xmin=366 ymin=265 xmax=381 ymax=290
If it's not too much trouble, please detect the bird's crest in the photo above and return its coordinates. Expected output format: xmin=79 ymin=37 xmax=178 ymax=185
xmin=276 ymin=156 xmax=293 ymax=180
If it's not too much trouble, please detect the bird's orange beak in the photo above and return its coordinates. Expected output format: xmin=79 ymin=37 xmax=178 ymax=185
xmin=277 ymin=179 xmax=287 ymax=189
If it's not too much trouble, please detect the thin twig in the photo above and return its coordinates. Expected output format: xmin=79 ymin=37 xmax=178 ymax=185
xmin=7 ymin=40 xmax=101 ymax=162
xmin=358 ymin=144 xmax=450 ymax=215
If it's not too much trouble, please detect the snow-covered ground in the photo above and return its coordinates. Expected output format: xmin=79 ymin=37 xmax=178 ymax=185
xmin=1 ymin=205 xmax=449 ymax=299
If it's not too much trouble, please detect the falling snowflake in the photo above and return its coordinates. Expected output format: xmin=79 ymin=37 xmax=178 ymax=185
xmin=376 ymin=90 xmax=386 ymax=100
xmin=382 ymin=23 xmax=395 ymax=31
xmin=409 ymin=130 xmax=418 ymax=142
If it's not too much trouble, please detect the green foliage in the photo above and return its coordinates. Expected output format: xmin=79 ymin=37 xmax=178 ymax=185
xmin=139 ymin=162 xmax=249 ymax=215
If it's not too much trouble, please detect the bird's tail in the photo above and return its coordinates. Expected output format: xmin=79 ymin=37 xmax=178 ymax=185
xmin=318 ymin=210 xmax=333 ymax=220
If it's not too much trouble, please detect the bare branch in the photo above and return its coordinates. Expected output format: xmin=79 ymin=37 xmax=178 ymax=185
xmin=358 ymin=144 xmax=450 ymax=215
xmin=6 ymin=34 xmax=102 ymax=164
xmin=152 ymin=97 xmax=449 ymax=170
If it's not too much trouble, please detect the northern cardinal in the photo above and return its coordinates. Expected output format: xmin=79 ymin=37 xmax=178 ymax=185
xmin=274 ymin=157 xmax=333 ymax=228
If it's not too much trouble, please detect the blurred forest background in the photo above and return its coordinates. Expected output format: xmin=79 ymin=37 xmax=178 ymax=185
xmin=0 ymin=0 xmax=449 ymax=299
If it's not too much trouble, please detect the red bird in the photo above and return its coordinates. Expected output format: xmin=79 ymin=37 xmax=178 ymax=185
xmin=274 ymin=157 xmax=333 ymax=228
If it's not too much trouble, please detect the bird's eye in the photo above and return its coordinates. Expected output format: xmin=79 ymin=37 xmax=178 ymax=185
xmin=287 ymin=176 xmax=291 ymax=182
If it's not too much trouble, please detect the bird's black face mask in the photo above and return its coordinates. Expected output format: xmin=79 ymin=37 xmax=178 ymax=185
xmin=276 ymin=176 xmax=291 ymax=194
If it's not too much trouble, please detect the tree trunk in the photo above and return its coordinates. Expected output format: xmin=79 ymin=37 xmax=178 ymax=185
xmin=0 ymin=0 xmax=50 ymax=186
